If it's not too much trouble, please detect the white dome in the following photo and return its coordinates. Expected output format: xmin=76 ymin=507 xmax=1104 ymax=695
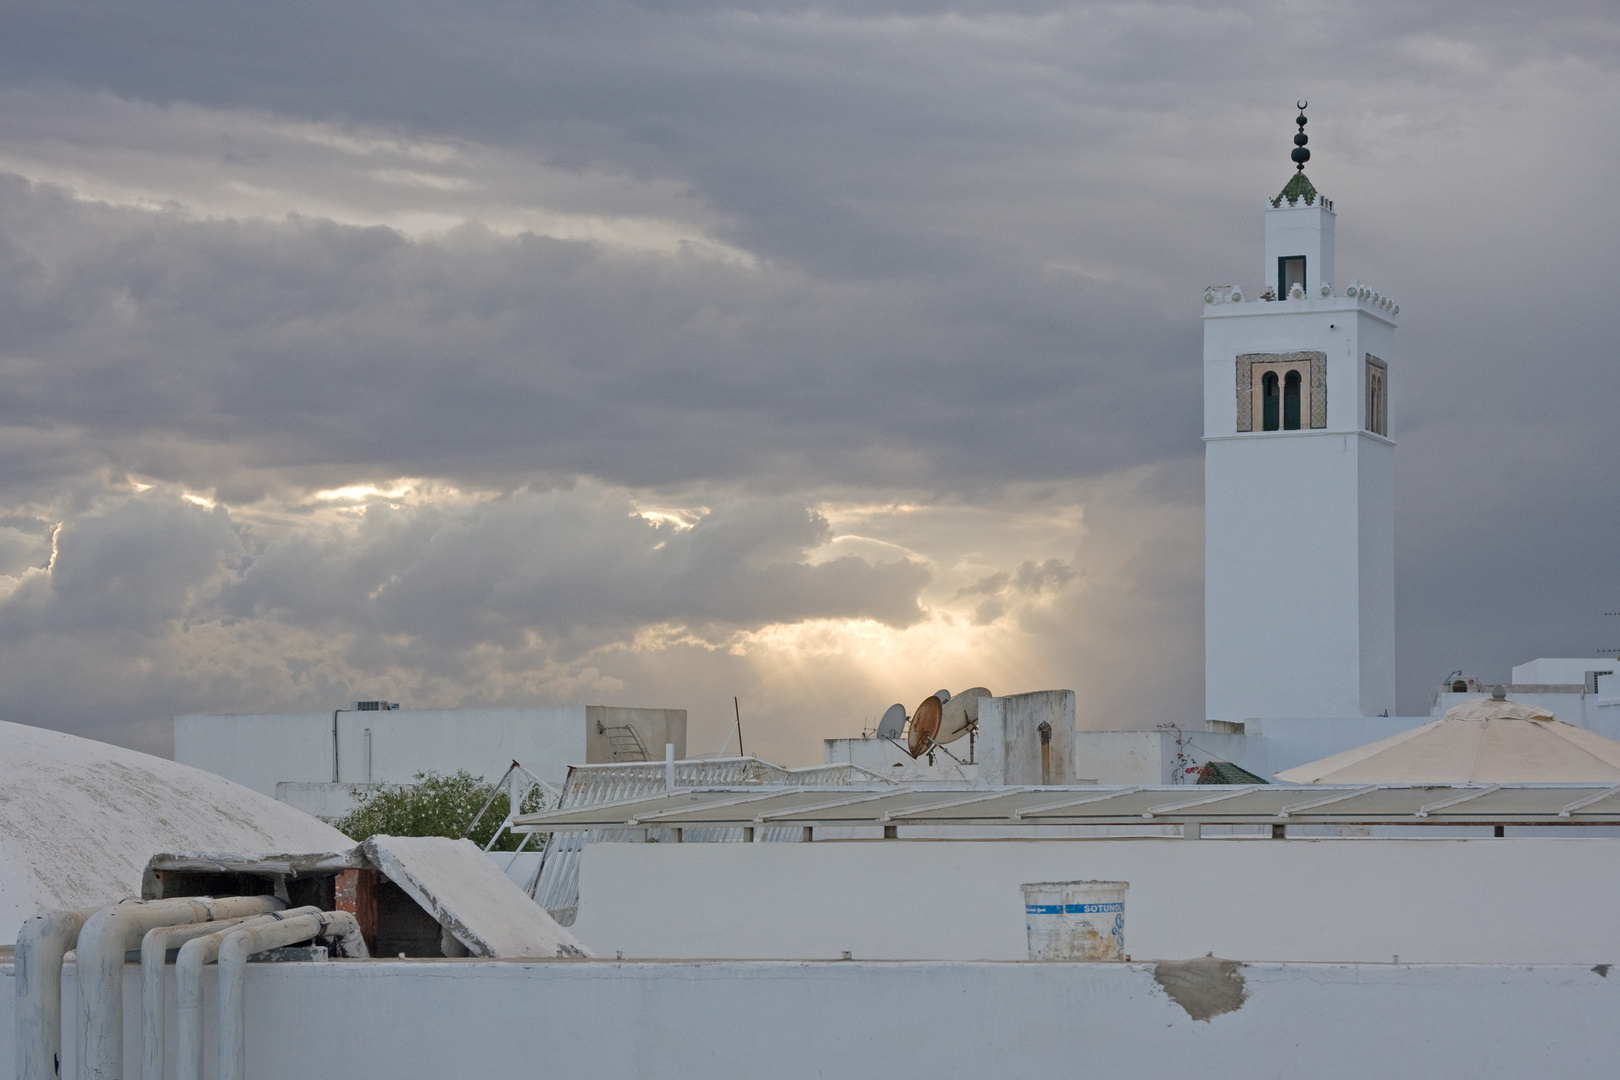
xmin=0 ymin=721 xmax=350 ymax=943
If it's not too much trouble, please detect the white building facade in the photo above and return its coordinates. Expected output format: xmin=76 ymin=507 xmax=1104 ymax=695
xmin=1203 ymin=148 xmax=1400 ymax=723
xmin=175 ymin=705 xmax=686 ymax=816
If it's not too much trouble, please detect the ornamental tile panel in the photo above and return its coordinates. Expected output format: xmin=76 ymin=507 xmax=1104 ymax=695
xmin=1236 ymin=351 xmax=1327 ymax=432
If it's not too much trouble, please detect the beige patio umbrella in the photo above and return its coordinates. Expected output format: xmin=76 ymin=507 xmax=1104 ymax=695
xmin=1275 ymin=693 xmax=1620 ymax=784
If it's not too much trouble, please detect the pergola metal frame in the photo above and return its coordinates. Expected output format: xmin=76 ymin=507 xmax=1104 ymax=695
xmin=511 ymin=782 xmax=1620 ymax=835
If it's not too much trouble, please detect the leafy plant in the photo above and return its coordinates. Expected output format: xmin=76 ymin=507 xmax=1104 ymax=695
xmin=329 ymin=769 xmax=547 ymax=850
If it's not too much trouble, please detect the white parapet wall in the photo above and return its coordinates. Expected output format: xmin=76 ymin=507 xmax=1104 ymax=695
xmin=1073 ymin=718 xmax=1435 ymax=784
xmin=571 ymin=838 xmax=1620 ymax=964
xmin=1 ymin=958 xmax=1616 ymax=1079
xmin=175 ymin=705 xmax=686 ymax=796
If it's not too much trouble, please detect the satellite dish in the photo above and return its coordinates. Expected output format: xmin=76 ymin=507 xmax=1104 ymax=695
xmin=933 ymin=689 xmax=952 ymax=704
xmin=875 ymin=703 xmax=907 ymax=740
xmin=936 ymin=687 xmax=992 ymax=746
xmin=907 ymin=695 xmax=944 ymax=758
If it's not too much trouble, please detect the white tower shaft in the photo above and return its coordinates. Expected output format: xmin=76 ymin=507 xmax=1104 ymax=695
xmin=1202 ymin=169 xmax=1397 ymax=722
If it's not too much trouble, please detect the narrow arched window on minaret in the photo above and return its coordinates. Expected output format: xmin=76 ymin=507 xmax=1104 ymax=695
xmin=1202 ymin=102 xmax=1397 ymax=724
xmin=1282 ymin=369 xmax=1302 ymax=429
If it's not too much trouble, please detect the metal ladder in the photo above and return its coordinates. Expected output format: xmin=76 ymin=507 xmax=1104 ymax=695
xmin=602 ymin=724 xmax=652 ymax=762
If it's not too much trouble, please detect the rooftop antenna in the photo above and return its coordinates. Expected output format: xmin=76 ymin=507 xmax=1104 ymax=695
xmin=1292 ymin=101 xmax=1310 ymax=171
xmin=733 ymin=696 xmax=745 ymax=758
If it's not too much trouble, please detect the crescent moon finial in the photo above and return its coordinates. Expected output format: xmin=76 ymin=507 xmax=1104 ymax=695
xmin=1297 ymin=99 xmax=1308 ymax=111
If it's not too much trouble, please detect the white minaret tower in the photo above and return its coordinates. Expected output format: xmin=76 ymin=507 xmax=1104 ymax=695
xmin=1203 ymin=105 xmax=1397 ymax=722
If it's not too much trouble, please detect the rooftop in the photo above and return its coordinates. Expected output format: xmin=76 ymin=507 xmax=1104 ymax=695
xmin=513 ymin=782 xmax=1620 ymax=831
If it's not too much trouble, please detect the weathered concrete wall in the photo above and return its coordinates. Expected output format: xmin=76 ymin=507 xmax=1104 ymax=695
xmin=978 ymin=690 xmax=1075 ymax=785
xmin=572 ymin=837 xmax=1620 ymax=963
xmin=1 ymin=958 xmax=1615 ymax=1079
xmin=583 ymin=706 xmax=686 ymax=765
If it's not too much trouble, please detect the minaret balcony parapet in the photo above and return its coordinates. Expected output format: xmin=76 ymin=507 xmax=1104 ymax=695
xmin=1201 ymin=280 xmax=1398 ymax=324
xmin=1342 ymin=280 xmax=1398 ymax=316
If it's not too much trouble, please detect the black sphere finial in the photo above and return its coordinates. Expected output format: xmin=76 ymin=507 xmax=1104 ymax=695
xmin=1291 ymin=100 xmax=1310 ymax=171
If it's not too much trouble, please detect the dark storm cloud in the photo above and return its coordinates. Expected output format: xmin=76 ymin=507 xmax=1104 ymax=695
xmin=0 ymin=173 xmax=1190 ymax=499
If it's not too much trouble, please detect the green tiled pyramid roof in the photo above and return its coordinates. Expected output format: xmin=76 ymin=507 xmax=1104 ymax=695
xmin=1195 ymin=759 xmax=1270 ymax=785
xmin=1272 ymin=171 xmax=1319 ymax=207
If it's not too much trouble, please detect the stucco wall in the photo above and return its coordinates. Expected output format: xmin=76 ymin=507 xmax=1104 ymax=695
xmin=572 ymin=837 xmax=1620 ymax=964
xmin=583 ymin=706 xmax=687 ymax=765
xmin=176 ymin=705 xmax=667 ymax=794
xmin=977 ymin=690 xmax=1075 ymax=785
xmin=2 ymin=958 xmax=1615 ymax=1079
xmin=1202 ymin=297 xmax=1397 ymax=723
xmin=1264 ymin=199 xmax=1335 ymax=295
xmin=1071 ymin=719 xmax=1449 ymax=784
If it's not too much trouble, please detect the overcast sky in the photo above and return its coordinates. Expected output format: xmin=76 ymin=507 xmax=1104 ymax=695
xmin=0 ymin=1 xmax=1616 ymax=764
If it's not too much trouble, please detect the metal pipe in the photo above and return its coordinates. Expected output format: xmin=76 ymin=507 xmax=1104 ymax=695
xmin=15 ymin=907 xmax=99 ymax=1080
xmin=332 ymin=709 xmax=343 ymax=782
xmin=1038 ymin=720 xmax=1053 ymax=786
xmin=217 ymin=911 xmax=367 ymax=1080
xmin=174 ymin=909 xmax=317 ymax=1080
xmin=77 ymin=895 xmax=287 ymax=1080
xmin=140 ymin=916 xmax=263 ymax=1080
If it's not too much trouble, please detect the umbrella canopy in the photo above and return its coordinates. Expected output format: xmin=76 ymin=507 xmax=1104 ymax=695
xmin=1275 ymin=697 xmax=1620 ymax=784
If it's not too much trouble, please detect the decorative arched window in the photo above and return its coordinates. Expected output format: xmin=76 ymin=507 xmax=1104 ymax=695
xmin=1365 ymin=354 xmax=1388 ymax=436
xmin=1236 ymin=352 xmax=1327 ymax=432
xmin=1261 ymin=372 xmax=1280 ymax=431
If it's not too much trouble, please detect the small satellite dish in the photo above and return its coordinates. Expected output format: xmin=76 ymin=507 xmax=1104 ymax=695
xmin=907 ymin=695 xmax=944 ymax=758
xmin=933 ymin=689 xmax=952 ymax=704
xmin=936 ymin=687 xmax=992 ymax=745
xmin=875 ymin=703 xmax=907 ymax=740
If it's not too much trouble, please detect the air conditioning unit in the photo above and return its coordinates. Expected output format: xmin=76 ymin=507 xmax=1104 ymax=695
xmin=351 ymin=700 xmax=400 ymax=712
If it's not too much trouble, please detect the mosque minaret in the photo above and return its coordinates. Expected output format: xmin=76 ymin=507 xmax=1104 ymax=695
xmin=1203 ymin=105 xmax=1399 ymax=723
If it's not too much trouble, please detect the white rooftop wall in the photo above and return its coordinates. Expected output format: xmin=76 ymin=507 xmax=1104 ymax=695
xmin=1511 ymin=658 xmax=1614 ymax=685
xmin=573 ymin=838 xmax=1620 ymax=964
xmin=176 ymin=706 xmax=592 ymax=796
xmin=2 ymin=958 xmax=1616 ymax=1080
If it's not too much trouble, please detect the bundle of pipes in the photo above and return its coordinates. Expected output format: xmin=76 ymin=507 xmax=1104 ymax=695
xmin=15 ymin=895 xmax=368 ymax=1080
